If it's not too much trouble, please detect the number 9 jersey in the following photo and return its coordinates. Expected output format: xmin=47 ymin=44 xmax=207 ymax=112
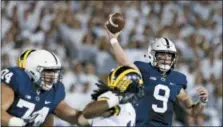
xmin=134 ymin=61 xmax=187 ymax=126
xmin=1 ymin=67 xmax=65 ymax=126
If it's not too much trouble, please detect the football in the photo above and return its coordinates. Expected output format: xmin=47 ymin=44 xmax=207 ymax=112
xmin=106 ymin=13 xmax=125 ymax=34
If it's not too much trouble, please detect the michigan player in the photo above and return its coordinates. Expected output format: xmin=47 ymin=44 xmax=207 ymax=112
xmin=16 ymin=49 xmax=36 ymax=69
xmin=78 ymin=66 xmax=144 ymax=126
xmin=104 ymin=24 xmax=208 ymax=126
xmin=1 ymin=50 xmax=85 ymax=126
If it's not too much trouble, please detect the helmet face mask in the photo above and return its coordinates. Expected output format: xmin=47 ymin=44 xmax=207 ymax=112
xmin=155 ymin=51 xmax=176 ymax=72
xmin=25 ymin=50 xmax=62 ymax=91
xmin=38 ymin=68 xmax=62 ymax=91
xmin=148 ymin=38 xmax=177 ymax=72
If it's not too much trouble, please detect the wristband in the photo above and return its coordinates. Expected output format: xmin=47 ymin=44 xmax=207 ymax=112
xmin=110 ymin=38 xmax=118 ymax=45
xmin=8 ymin=117 xmax=26 ymax=126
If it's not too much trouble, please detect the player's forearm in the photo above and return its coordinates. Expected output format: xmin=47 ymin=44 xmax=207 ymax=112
xmin=42 ymin=114 xmax=54 ymax=126
xmin=57 ymin=110 xmax=82 ymax=125
xmin=1 ymin=111 xmax=13 ymax=126
xmin=185 ymin=101 xmax=205 ymax=117
xmin=109 ymin=38 xmax=131 ymax=66
xmin=77 ymin=114 xmax=90 ymax=126
xmin=180 ymin=97 xmax=204 ymax=117
xmin=178 ymin=88 xmax=206 ymax=117
xmin=82 ymin=101 xmax=109 ymax=119
xmin=189 ymin=102 xmax=205 ymax=117
xmin=54 ymin=101 xmax=82 ymax=125
xmin=110 ymin=39 xmax=139 ymax=70
xmin=1 ymin=111 xmax=26 ymax=126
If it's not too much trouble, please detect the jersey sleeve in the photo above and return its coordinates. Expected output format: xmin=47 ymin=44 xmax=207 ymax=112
xmin=54 ymin=82 xmax=66 ymax=106
xmin=134 ymin=61 xmax=150 ymax=73
xmin=1 ymin=68 xmax=19 ymax=92
xmin=175 ymin=73 xmax=188 ymax=95
xmin=178 ymin=74 xmax=187 ymax=90
xmin=134 ymin=61 xmax=142 ymax=71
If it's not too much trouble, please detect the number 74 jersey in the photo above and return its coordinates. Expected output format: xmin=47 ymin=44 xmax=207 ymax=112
xmin=134 ymin=61 xmax=187 ymax=126
xmin=1 ymin=67 xmax=65 ymax=126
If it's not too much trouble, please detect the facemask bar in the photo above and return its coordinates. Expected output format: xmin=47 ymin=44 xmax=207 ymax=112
xmin=36 ymin=66 xmax=62 ymax=91
xmin=151 ymin=50 xmax=176 ymax=72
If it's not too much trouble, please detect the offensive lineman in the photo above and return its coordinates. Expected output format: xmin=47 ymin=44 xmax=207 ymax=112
xmin=2 ymin=49 xmax=116 ymax=126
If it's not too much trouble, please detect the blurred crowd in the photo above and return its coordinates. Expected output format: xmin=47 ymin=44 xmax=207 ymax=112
xmin=1 ymin=1 xmax=222 ymax=126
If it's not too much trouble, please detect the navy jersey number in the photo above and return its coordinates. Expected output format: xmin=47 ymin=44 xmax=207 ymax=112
xmin=152 ymin=84 xmax=170 ymax=113
xmin=1 ymin=69 xmax=13 ymax=84
xmin=17 ymin=99 xmax=50 ymax=126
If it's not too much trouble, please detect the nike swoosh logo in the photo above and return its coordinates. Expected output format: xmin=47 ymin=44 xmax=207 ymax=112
xmin=45 ymin=101 xmax=51 ymax=104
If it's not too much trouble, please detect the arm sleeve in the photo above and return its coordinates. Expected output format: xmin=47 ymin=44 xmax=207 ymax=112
xmin=176 ymin=74 xmax=188 ymax=95
xmin=180 ymin=74 xmax=187 ymax=90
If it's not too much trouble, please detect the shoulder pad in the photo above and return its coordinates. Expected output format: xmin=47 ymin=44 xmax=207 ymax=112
xmin=134 ymin=61 xmax=152 ymax=72
xmin=172 ymin=70 xmax=187 ymax=89
xmin=1 ymin=67 xmax=28 ymax=92
xmin=53 ymin=82 xmax=66 ymax=105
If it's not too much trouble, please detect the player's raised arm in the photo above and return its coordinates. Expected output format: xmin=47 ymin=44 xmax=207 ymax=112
xmin=104 ymin=14 xmax=139 ymax=71
xmin=177 ymin=87 xmax=208 ymax=117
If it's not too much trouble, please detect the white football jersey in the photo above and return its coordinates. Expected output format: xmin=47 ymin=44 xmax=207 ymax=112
xmin=88 ymin=103 xmax=136 ymax=126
